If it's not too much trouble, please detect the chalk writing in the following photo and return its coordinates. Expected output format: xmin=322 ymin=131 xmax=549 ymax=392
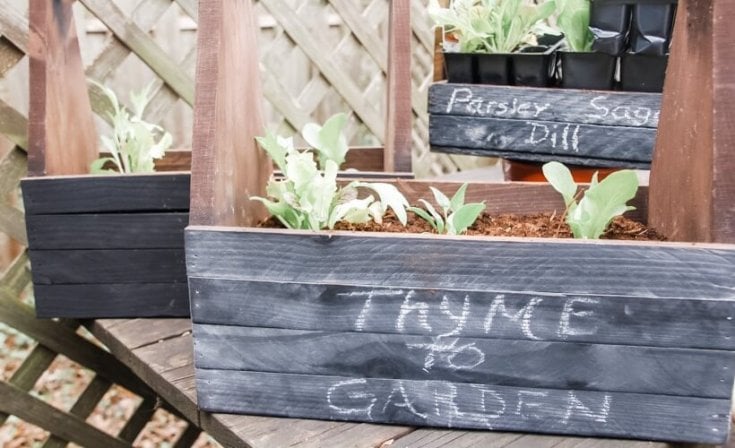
xmin=446 ymin=88 xmax=551 ymax=119
xmin=524 ymin=122 xmax=581 ymax=153
xmin=325 ymin=379 xmax=613 ymax=428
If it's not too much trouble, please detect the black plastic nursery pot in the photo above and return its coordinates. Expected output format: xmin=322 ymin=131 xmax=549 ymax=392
xmin=621 ymin=53 xmax=669 ymax=92
xmin=560 ymin=52 xmax=617 ymax=90
xmin=475 ymin=53 xmax=511 ymax=85
xmin=590 ymin=2 xmax=632 ymax=55
xmin=443 ymin=52 xmax=475 ymax=84
xmin=511 ymin=47 xmax=554 ymax=87
xmin=630 ymin=3 xmax=676 ymax=55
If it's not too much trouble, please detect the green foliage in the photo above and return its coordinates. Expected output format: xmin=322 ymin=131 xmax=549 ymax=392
xmin=90 ymin=82 xmax=172 ymax=174
xmin=542 ymin=162 xmax=639 ymax=239
xmin=428 ymin=0 xmax=556 ymax=54
xmin=555 ymin=0 xmax=593 ymax=52
xmin=252 ymin=114 xmax=409 ymax=231
xmin=409 ymin=183 xmax=486 ymax=235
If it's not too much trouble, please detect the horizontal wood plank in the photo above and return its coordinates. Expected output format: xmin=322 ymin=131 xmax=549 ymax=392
xmin=429 ymin=115 xmax=655 ymax=163
xmin=193 ymin=325 xmax=735 ymax=398
xmin=26 ymin=213 xmax=188 ymax=249
xmin=185 ymin=228 xmax=735 ymax=300
xmin=189 ymin=279 xmax=735 ymax=350
xmin=431 ymin=146 xmax=652 ymax=170
xmin=29 ymin=249 xmax=186 ymax=285
xmin=21 ymin=173 xmax=190 ymax=215
xmin=195 ymin=369 xmax=731 ymax=444
xmin=429 ymin=84 xmax=662 ymax=128
xmin=34 ymin=283 xmax=190 ymax=318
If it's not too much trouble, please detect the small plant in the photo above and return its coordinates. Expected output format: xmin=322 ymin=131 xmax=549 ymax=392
xmin=542 ymin=161 xmax=639 ymax=239
xmin=555 ymin=0 xmax=594 ymax=52
xmin=409 ymin=183 xmax=486 ymax=235
xmin=428 ymin=0 xmax=557 ymax=54
xmin=90 ymin=82 xmax=172 ymax=174
xmin=252 ymin=114 xmax=409 ymax=231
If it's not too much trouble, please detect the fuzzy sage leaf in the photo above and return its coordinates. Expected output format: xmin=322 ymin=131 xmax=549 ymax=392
xmin=410 ymin=183 xmax=485 ymax=235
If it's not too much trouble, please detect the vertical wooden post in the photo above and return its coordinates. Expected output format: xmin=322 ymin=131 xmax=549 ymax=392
xmin=432 ymin=0 xmax=450 ymax=82
xmin=383 ymin=0 xmax=413 ymax=174
xmin=27 ymin=0 xmax=98 ymax=177
xmin=190 ymin=0 xmax=271 ymax=227
xmin=649 ymin=0 xmax=735 ymax=243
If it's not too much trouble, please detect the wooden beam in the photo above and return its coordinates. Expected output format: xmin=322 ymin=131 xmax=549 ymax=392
xmin=649 ymin=0 xmax=735 ymax=243
xmin=190 ymin=0 xmax=271 ymax=226
xmin=384 ymin=0 xmax=412 ymax=173
xmin=27 ymin=0 xmax=97 ymax=176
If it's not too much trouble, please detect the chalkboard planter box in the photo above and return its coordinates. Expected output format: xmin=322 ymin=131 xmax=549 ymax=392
xmin=560 ymin=52 xmax=617 ymax=90
xmin=590 ymin=2 xmax=632 ymax=55
xmin=621 ymin=53 xmax=669 ymax=92
xmin=187 ymin=181 xmax=735 ymax=444
xmin=475 ymin=53 xmax=511 ymax=85
xmin=511 ymin=47 xmax=555 ymax=87
xmin=443 ymin=52 xmax=475 ymax=84
xmin=22 ymin=173 xmax=191 ymax=318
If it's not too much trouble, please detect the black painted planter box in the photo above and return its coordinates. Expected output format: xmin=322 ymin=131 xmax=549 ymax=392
xmin=22 ymin=173 xmax=191 ymax=318
xmin=186 ymin=181 xmax=735 ymax=444
xmin=428 ymin=83 xmax=661 ymax=168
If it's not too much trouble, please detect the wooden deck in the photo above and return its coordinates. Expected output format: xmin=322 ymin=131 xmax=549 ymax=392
xmin=87 ymin=318 xmax=734 ymax=448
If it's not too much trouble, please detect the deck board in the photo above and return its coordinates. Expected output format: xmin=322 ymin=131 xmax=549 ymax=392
xmin=87 ymin=318 xmax=732 ymax=448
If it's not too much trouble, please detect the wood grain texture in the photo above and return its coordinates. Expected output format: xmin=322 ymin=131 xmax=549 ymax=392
xmin=432 ymin=146 xmax=652 ymax=170
xmin=29 ymin=249 xmax=186 ymax=285
xmin=27 ymin=0 xmax=97 ymax=176
xmin=190 ymin=0 xmax=271 ymax=227
xmin=193 ymin=324 xmax=735 ymax=398
xmin=26 ymin=212 xmax=187 ymax=249
xmin=185 ymin=229 xmax=735 ymax=300
xmin=189 ymin=279 xmax=735 ymax=350
xmin=384 ymin=0 xmax=412 ymax=173
xmin=195 ymin=369 xmax=731 ymax=444
xmin=429 ymin=84 xmax=662 ymax=128
xmin=21 ymin=174 xmax=190 ymax=215
xmin=430 ymin=115 xmax=656 ymax=163
xmin=649 ymin=0 xmax=735 ymax=244
xmin=34 ymin=283 xmax=190 ymax=319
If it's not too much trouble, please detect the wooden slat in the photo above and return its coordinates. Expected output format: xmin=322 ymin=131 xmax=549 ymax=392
xmin=21 ymin=173 xmax=190 ymax=215
xmin=29 ymin=248 xmax=186 ymax=285
xmin=186 ymin=228 xmax=735 ymax=300
xmin=193 ymin=324 xmax=735 ymax=398
xmin=429 ymin=84 xmax=661 ymax=128
xmin=33 ymin=283 xmax=190 ymax=318
xmin=190 ymin=0 xmax=271 ymax=227
xmin=194 ymin=369 xmax=731 ymax=444
xmin=430 ymin=115 xmax=656 ymax=164
xmin=384 ymin=0 xmax=412 ymax=173
xmin=189 ymin=279 xmax=735 ymax=351
xmin=116 ymin=395 xmax=158 ymax=443
xmin=78 ymin=0 xmax=195 ymax=105
xmin=27 ymin=0 xmax=98 ymax=176
xmin=26 ymin=212 xmax=188 ymax=250
xmin=0 ymin=381 xmax=129 ymax=448
xmin=649 ymin=0 xmax=735 ymax=243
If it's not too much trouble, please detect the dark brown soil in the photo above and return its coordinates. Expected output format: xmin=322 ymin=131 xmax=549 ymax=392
xmin=260 ymin=211 xmax=665 ymax=241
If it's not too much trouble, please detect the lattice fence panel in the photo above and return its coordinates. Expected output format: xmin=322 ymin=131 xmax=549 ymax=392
xmin=0 ymin=1 xmax=209 ymax=446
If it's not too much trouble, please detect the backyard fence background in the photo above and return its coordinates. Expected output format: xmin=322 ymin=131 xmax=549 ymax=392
xmin=0 ymin=0 xmax=492 ymax=445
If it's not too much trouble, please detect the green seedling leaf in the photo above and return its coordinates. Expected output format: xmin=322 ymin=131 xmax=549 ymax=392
xmin=358 ymin=182 xmax=410 ymax=226
xmin=448 ymin=202 xmax=486 ymax=235
xmin=542 ymin=161 xmax=578 ymax=207
xmin=409 ymin=207 xmax=439 ymax=232
xmin=302 ymin=113 xmax=349 ymax=169
xmin=450 ymin=183 xmax=469 ymax=211
xmin=256 ymin=133 xmax=292 ymax=172
xmin=430 ymin=186 xmax=451 ymax=212
xmin=419 ymin=199 xmax=446 ymax=234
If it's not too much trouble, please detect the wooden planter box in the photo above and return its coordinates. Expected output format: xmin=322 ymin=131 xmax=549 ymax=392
xmin=187 ymin=181 xmax=735 ymax=444
xmin=23 ymin=173 xmax=191 ymax=318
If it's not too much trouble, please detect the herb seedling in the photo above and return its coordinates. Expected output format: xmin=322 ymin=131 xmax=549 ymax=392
xmin=90 ymin=82 xmax=172 ymax=174
xmin=252 ymin=114 xmax=409 ymax=231
xmin=429 ymin=0 xmax=557 ymax=54
xmin=555 ymin=0 xmax=594 ymax=52
xmin=542 ymin=161 xmax=639 ymax=239
xmin=409 ymin=183 xmax=486 ymax=235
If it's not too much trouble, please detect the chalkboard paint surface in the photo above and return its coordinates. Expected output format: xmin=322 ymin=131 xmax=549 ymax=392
xmin=428 ymin=84 xmax=663 ymax=167
xmin=188 ymin=226 xmax=735 ymax=444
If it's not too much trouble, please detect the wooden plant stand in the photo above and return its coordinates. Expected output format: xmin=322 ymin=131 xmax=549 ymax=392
xmin=187 ymin=0 xmax=735 ymax=444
